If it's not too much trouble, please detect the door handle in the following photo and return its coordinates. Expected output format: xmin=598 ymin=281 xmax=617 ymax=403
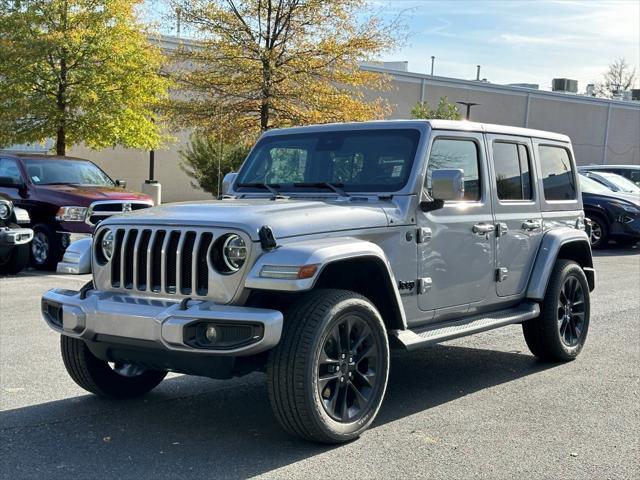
xmin=472 ymin=223 xmax=495 ymax=235
xmin=522 ymin=220 xmax=542 ymax=231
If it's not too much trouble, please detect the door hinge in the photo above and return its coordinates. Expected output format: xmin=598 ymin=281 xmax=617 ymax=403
xmin=418 ymin=277 xmax=432 ymax=294
xmin=496 ymin=267 xmax=509 ymax=282
xmin=417 ymin=227 xmax=432 ymax=243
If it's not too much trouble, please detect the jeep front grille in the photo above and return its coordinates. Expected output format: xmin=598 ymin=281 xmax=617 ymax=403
xmin=86 ymin=201 xmax=153 ymax=227
xmin=109 ymin=227 xmax=214 ymax=295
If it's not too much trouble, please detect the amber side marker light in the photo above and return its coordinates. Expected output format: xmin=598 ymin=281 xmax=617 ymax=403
xmin=260 ymin=264 xmax=319 ymax=280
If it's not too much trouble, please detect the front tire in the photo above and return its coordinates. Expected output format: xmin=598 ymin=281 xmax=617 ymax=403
xmin=31 ymin=223 xmax=65 ymax=270
xmin=60 ymin=335 xmax=167 ymax=398
xmin=522 ymin=260 xmax=590 ymax=362
xmin=0 ymin=238 xmax=30 ymax=275
xmin=268 ymin=289 xmax=390 ymax=443
xmin=588 ymin=215 xmax=608 ymax=249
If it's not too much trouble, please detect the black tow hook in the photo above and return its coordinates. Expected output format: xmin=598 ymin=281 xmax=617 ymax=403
xmin=179 ymin=297 xmax=192 ymax=311
xmin=79 ymin=280 xmax=94 ymax=300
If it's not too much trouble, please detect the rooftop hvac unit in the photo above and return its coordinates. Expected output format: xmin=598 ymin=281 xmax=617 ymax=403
xmin=552 ymin=78 xmax=578 ymax=93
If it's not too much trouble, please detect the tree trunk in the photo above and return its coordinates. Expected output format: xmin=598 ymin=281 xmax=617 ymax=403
xmin=56 ymin=126 xmax=66 ymax=156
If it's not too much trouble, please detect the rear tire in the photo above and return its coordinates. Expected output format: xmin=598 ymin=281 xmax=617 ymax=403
xmin=60 ymin=335 xmax=167 ymax=398
xmin=267 ymin=289 xmax=390 ymax=443
xmin=522 ymin=260 xmax=590 ymax=362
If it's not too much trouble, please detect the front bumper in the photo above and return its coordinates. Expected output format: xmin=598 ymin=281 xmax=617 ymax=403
xmin=0 ymin=226 xmax=33 ymax=246
xmin=41 ymin=289 xmax=283 ymax=358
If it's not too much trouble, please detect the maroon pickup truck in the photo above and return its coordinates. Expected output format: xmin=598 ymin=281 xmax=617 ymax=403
xmin=0 ymin=153 xmax=153 ymax=270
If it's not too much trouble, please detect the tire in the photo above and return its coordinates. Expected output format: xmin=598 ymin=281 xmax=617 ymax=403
xmin=588 ymin=214 xmax=608 ymax=249
xmin=30 ymin=223 xmax=65 ymax=270
xmin=60 ymin=335 xmax=167 ymax=398
xmin=0 ymin=225 xmax=30 ymax=274
xmin=268 ymin=289 xmax=390 ymax=444
xmin=522 ymin=260 xmax=590 ymax=362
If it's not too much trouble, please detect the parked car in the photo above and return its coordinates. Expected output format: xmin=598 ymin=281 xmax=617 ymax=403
xmin=579 ymin=174 xmax=640 ymax=248
xmin=580 ymin=170 xmax=640 ymax=195
xmin=0 ymin=154 xmax=153 ymax=270
xmin=0 ymin=193 xmax=34 ymax=274
xmin=579 ymin=165 xmax=640 ymax=186
xmin=42 ymin=120 xmax=595 ymax=443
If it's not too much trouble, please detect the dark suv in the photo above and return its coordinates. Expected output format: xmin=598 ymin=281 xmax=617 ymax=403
xmin=0 ymin=154 xmax=153 ymax=270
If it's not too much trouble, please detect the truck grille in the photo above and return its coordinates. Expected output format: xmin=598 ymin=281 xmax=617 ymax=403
xmin=109 ymin=227 xmax=214 ymax=296
xmin=86 ymin=201 xmax=153 ymax=227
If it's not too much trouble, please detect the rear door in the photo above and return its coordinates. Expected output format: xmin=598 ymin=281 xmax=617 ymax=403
xmin=486 ymin=135 xmax=543 ymax=297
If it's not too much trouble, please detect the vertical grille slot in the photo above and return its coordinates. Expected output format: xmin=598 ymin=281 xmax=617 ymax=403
xmin=111 ymin=229 xmax=125 ymax=288
xmin=136 ymin=230 xmax=152 ymax=290
xmin=181 ymin=232 xmax=197 ymax=294
xmin=165 ymin=231 xmax=181 ymax=293
xmin=151 ymin=230 xmax=166 ymax=292
xmin=196 ymin=232 xmax=213 ymax=295
xmin=123 ymin=229 xmax=138 ymax=289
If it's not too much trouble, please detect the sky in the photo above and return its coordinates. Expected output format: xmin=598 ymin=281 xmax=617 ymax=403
xmin=145 ymin=0 xmax=640 ymax=92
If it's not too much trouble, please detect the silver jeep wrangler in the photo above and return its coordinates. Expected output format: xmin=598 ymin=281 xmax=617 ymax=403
xmin=42 ymin=120 xmax=595 ymax=443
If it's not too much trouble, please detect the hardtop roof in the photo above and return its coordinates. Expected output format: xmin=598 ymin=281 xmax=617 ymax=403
xmin=262 ymin=119 xmax=571 ymax=143
xmin=0 ymin=152 xmax=91 ymax=162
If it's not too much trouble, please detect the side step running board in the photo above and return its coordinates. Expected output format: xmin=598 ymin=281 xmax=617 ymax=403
xmin=391 ymin=301 xmax=540 ymax=351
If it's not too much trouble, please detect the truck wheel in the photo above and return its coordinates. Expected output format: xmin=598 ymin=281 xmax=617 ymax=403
xmin=0 ymin=230 xmax=30 ymax=274
xmin=60 ymin=335 xmax=167 ymax=398
xmin=31 ymin=223 xmax=65 ymax=270
xmin=267 ymin=289 xmax=390 ymax=444
xmin=588 ymin=215 xmax=608 ymax=249
xmin=522 ymin=260 xmax=590 ymax=362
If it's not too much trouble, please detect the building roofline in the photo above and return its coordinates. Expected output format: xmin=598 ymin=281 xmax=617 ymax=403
xmin=361 ymin=65 xmax=640 ymax=110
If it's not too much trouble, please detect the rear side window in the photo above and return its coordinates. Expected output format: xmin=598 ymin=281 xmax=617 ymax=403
xmin=492 ymin=142 xmax=532 ymax=200
xmin=427 ymin=139 xmax=481 ymax=201
xmin=538 ymin=145 xmax=576 ymax=201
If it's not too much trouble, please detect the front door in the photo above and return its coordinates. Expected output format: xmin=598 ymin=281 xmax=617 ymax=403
xmin=486 ymin=135 xmax=543 ymax=297
xmin=417 ymin=131 xmax=495 ymax=316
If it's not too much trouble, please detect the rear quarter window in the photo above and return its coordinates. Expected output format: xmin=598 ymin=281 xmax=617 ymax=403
xmin=538 ymin=145 xmax=576 ymax=201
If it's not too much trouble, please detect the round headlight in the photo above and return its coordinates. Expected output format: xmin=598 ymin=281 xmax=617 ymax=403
xmin=101 ymin=229 xmax=114 ymax=261
xmin=222 ymin=234 xmax=247 ymax=272
xmin=0 ymin=202 xmax=10 ymax=220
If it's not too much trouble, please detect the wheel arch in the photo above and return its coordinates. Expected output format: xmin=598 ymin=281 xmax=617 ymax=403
xmin=244 ymin=238 xmax=407 ymax=330
xmin=527 ymin=228 xmax=595 ymax=300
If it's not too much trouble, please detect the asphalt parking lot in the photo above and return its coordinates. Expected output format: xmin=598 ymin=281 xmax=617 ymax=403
xmin=1 ymin=246 xmax=638 ymax=480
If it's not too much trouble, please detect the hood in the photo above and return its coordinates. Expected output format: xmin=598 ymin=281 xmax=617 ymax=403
xmin=583 ymin=191 xmax=640 ymax=208
xmin=100 ymin=198 xmax=391 ymax=240
xmin=34 ymin=184 xmax=152 ymax=206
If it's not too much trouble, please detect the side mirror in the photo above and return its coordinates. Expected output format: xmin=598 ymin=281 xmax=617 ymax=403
xmin=221 ymin=172 xmax=237 ymax=196
xmin=0 ymin=176 xmax=27 ymax=196
xmin=115 ymin=179 xmax=127 ymax=189
xmin=420 ymin=169 xmax=465 ymax=212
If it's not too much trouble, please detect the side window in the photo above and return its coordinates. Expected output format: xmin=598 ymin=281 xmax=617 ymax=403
xmin=492 ymin=141 xmax=532 ymax=200
xmin=538 ymin=145 xmax=576 ymax=201
xmin=0 ymin=158 xmax=23 ymax=184
xmin=426 ymin=139 xmax=481 ymax=201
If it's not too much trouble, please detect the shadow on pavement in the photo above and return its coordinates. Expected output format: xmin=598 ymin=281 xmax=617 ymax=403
xmin=592 ymin=242 xmax=639 ymax=257
xmin=0 ymin=344 xmax=557 ymax=479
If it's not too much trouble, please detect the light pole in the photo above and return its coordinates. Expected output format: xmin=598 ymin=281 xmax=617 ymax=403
xmin=456 ymin=102 xmax=480 ymax=120
xmin=430 ymin=56 xmax=435 ymax=76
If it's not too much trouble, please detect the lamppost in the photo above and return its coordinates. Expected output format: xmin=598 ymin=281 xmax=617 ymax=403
xmin=456 ymin=101 xmax=480 ymax=120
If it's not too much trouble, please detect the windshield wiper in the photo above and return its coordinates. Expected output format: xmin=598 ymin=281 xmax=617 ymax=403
xmin=236 ymin=182 xmax=287 ymax=199
xmin=293 ymin=182 xmax=350 ymax=197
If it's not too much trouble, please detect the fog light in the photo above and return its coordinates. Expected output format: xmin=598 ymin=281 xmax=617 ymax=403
xmin=204 ymin=325 xmax=219 ymax=343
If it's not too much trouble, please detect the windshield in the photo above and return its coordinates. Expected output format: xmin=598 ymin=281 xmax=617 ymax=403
xmin=579 ymin=174 xmax=614 ymax=195
xmin=23 ymin=159 xmax=114 ymax=186
xmin=597 ymin=172 xmax=640 ymax=194
xmin=235 ymin=129 xmax=420 ymax=193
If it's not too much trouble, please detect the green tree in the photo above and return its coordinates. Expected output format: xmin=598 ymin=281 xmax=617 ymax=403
xmin=411 ymin=96 xmax=461 ymax=120
xmin=0 ymin=0 xmax=169 ymax=155
xmin=167 ymin=0 xmax=401 ymax=140
xmin=179 ymin=134 xmax=250 ymax=196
